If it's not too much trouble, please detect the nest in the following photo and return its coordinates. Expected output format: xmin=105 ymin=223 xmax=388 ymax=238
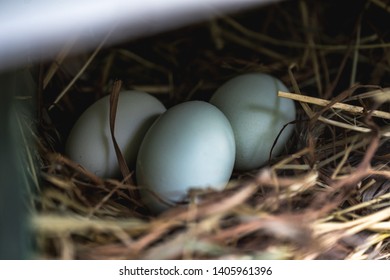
xmin=26 ymin=0 xmax=390 ymax=259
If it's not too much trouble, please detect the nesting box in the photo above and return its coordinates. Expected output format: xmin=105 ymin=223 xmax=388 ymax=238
xmin=1 ymin=0 xmax=389 ymax=260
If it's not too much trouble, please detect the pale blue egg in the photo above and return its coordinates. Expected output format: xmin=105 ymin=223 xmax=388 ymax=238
xmin=66 ymin=90 xmax=166 ymax=178
xmin=210 ymin=73 xmax=296 ymax=171
xmin=136 ymin=101 xmax=235 ymax=213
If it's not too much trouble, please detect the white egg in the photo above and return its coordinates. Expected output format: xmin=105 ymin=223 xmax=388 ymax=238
xmin=210 ymin=73 xmax=296 ymax=171
xmin=65 ymin=90 xmax=166 ymax=178
xmin=136 ymin=101 xmax=235 ymax=213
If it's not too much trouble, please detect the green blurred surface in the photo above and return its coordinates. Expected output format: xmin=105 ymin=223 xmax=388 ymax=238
xmin=0 ymin=69 xmax=35 ymax=259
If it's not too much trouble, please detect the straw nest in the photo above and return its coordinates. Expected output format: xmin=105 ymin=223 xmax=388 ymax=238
xmin=26 ymin=0 xmax=390 ymax=259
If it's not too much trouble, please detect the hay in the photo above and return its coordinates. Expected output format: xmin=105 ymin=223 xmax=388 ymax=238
xmin=31 ymin=0 xmax=390 ymax=259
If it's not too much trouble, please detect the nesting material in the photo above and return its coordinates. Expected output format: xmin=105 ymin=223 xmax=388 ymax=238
xmin=30 ymin=0 xmax=390 ymax=260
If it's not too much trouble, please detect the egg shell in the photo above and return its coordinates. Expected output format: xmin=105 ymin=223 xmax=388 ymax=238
xmin=65 ymin=90 xmax=166 ymax=178
xmin=210 ymin=73 xmax=296 ymax=171
xmin=136 ymin=101 xmax=235 ymax=213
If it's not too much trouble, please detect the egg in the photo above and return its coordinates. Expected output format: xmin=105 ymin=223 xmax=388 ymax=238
xmin=65 ymin=90 xmax=166 ymax=178
xmin=136 ymin=101 xmax=235 ymax=213
xmin=210 ymin=73 xmax=296 ymax=171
